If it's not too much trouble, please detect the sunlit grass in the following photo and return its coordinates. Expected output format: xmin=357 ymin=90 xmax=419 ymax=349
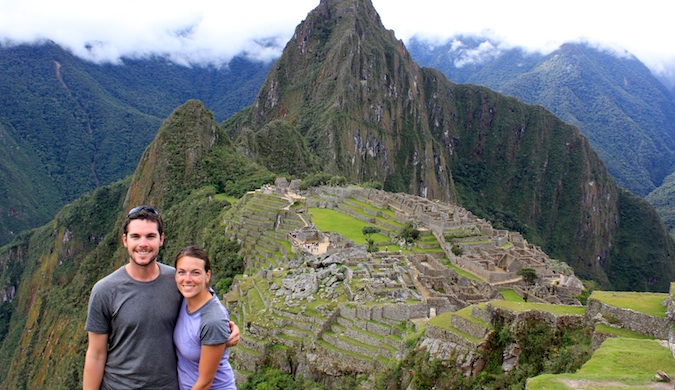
xmin=594 ymin=324 xmax=655 ymax=340
xmin=308 ymin=207 xmax=390 ymax=243
xmin=499 ymin=289 xmax=525 ymax=302
xmin=527 ymin=338 xmax=675 ymax=389
xmin=589 ymin=291 xmax=668 ymax=318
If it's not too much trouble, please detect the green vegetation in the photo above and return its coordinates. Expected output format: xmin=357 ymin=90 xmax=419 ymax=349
xmin=445 ymin=262 xmax=483 ymax=281
xmin=589 ymin=291 xmax=668 ymax=318
xmin=308 ymin=207 xmax=390 ymax=243
xmin=411 ymin=39 xmax=675 ymax=199
xmin=594 ymin=324 xmax=655 ymax=340
xmin=0 ymin=43 xmax=271 ymax=247
xmin=528 ymin=338 xmax=675 ymax=388
xmin=397 ymin=222 xmax=420 ymax=245
xmin=362 ymin=226 xmax=381 ymax=252
xmin=240 ymin=367 xmax=325 ymax=390
xmin=517 ymin=268 xmax=538 ymax=302
xmin=376 ymin=317 xmax=592 ymax=390
xmin=500 ymin=289 xmax=525 ymax=302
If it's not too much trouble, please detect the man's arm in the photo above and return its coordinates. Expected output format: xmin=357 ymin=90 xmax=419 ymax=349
xmin=225 ymin=321 xmax=240 ymax=347
xmin=83 ymin=332 xmax=108 ymax=390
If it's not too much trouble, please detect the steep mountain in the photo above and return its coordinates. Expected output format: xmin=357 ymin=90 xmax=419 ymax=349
xmin=0 ymin=43 xmax=271 ymax=245
xmin=1 ymin=0 xmax=675 ymax=387
xmin=224 ymin=0 xmax=674 ymax=290
xmin=407 ymin=37 xmax=675 ymax=198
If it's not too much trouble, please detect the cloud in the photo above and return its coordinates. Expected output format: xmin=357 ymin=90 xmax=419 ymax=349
xmin=0 ymin=0 xmax=674 ymax=86
xmin=0 ymin=0 xmax=318 ymax=65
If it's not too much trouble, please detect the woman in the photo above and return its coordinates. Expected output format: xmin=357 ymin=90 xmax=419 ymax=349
xmin=174 ymin=246 xmax=236 ymax=390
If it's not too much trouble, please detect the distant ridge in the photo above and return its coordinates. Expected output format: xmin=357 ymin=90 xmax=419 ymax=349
xmin=407 ymin=37 xmax=675 ymax=198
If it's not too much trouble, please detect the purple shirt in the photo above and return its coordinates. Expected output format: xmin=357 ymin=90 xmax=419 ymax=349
xmin=174 ymin=294 xmax=235 ymax=390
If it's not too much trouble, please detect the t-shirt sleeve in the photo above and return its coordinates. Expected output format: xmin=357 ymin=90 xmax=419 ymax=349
xmin=199 ymin=304 xmax=231 ymax=346
xmin=85 ymin=282 xmax=111 ymax=334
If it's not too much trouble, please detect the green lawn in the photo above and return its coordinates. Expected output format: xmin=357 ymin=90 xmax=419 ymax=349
xmin=308 ymin=207 xmax=390 ymax=243
xmin=499 ymin=289 xmax=525 ymax=302
xmin=589 ymin=291 xmax=668 ymax=318
xmin=594 ymin=324 xmax=654 ymax=340
xmin=527 ymin=338 xmax=675 ymax=389
xmin=447 ymin=263 xmax=483 ymax=281
xmin=213 ymin=193 xmax=240 ymax=204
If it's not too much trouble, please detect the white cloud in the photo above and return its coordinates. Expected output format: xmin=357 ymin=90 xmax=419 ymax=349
xmin=0 ymin=0 xmax=673 ymax=83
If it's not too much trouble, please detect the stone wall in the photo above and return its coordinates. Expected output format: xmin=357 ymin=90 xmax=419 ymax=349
xmin=586 ymin=298 xmax=671 ymax=340
xmin=425 ymin=322 xmax=483 ymax=350
xmin=488 ymin=304 xmax=587 ymax=331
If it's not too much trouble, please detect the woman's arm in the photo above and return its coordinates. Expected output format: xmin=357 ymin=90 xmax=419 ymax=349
xmin=190 ymin=343 xmax=227 ymax=390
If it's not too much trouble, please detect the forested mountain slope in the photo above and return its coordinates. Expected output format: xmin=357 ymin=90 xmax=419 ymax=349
xmin=408 ymin=38 xmax=675 ymax=198
xmin=0 ymin=43 xmax=271 ymax=245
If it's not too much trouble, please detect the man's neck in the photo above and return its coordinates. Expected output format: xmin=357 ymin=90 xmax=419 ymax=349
xmin=126 ymin=261 xmax=160 ymax=282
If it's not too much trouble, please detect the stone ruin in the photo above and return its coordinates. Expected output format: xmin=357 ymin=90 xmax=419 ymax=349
xmin=308 ymin=185 xmax=584 ymax=304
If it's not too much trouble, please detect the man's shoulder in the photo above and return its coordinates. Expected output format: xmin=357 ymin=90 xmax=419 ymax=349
xmin=158 ymin=262 xmax=176 ymax=275
xmin=92 ymin=265 xmax=128 ymax=290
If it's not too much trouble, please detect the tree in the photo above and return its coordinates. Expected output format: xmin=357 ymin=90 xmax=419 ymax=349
xmin=517 ymin=268 xmax=538 ymax=302
xmin=362 ymin=226 xmax=381 ymax=253
xmin=361 ymin=226 xmax=381 ymax=239
xmin=398 ymin=222 xmax=420 ymax=246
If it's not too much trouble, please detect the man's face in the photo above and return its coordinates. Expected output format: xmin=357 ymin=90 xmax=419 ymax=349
xmin=122 ymin=219 xmax=164 ymax=267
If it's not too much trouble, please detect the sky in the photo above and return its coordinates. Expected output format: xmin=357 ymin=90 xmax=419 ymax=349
xmin=1 ymin=0 xmax=674 ymax=84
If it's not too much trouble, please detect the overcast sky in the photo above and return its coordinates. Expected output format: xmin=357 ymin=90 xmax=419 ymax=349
xmin=1 ymin=0 xmax=673 ymax=83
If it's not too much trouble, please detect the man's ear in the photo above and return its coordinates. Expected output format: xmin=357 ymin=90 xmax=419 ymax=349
xmin=159 ymin=233 xmax=165 ymax=246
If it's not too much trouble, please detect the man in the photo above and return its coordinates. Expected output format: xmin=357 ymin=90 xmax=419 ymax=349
xmin=83 ymin=206 xmax=239 ymax=389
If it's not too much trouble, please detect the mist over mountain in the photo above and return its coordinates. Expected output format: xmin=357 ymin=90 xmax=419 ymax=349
xmin=407 ymin=36 xmax=675 ymax=199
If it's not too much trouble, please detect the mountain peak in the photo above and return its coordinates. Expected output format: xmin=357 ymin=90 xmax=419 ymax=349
xmin=230 ymin=0 xmax=453 ymax=200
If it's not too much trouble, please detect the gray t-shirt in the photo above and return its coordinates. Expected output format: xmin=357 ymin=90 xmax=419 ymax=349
xmin=85 ymin=262 xmax=183 ymax=390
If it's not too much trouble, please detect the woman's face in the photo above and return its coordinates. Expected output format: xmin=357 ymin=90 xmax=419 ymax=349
xmin=175 ymin=255 xmax=211 ymax=299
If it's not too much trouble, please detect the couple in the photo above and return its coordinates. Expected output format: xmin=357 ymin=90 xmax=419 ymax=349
xmin=83 ymin=206 xmax=237 ymax=389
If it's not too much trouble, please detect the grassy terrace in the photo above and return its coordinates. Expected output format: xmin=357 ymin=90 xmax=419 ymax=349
xmin=213 ymin=193 xmax=239 ymax=204
xmin=589 ymin=291 xmax=668 ymax=319
xmin=527 ymin=338 xmax=675 ymax=389
xmin=346 ymin=197 xmax=398 ymax=218
xmin=308 ymin=207 xmax=390 ymax=243
xmin=315 ymin=339 xmax=374 ymax=362
xmin=428 ymin=312 xmax=485 ymax=343
xmin=489 ymin=300 xmax=586 ymax=316
xmin=594 ymin=324 xmax=655 ymax=340
xmin=340 ymin=200 xmax=403 ymax=229
xmin=454 ymin=306 xmax=493 ymax=330
xmin=500 ymin=289 xmax=525 ymax=302
xmin=442 ymin=260 xmax=483 ymax=281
